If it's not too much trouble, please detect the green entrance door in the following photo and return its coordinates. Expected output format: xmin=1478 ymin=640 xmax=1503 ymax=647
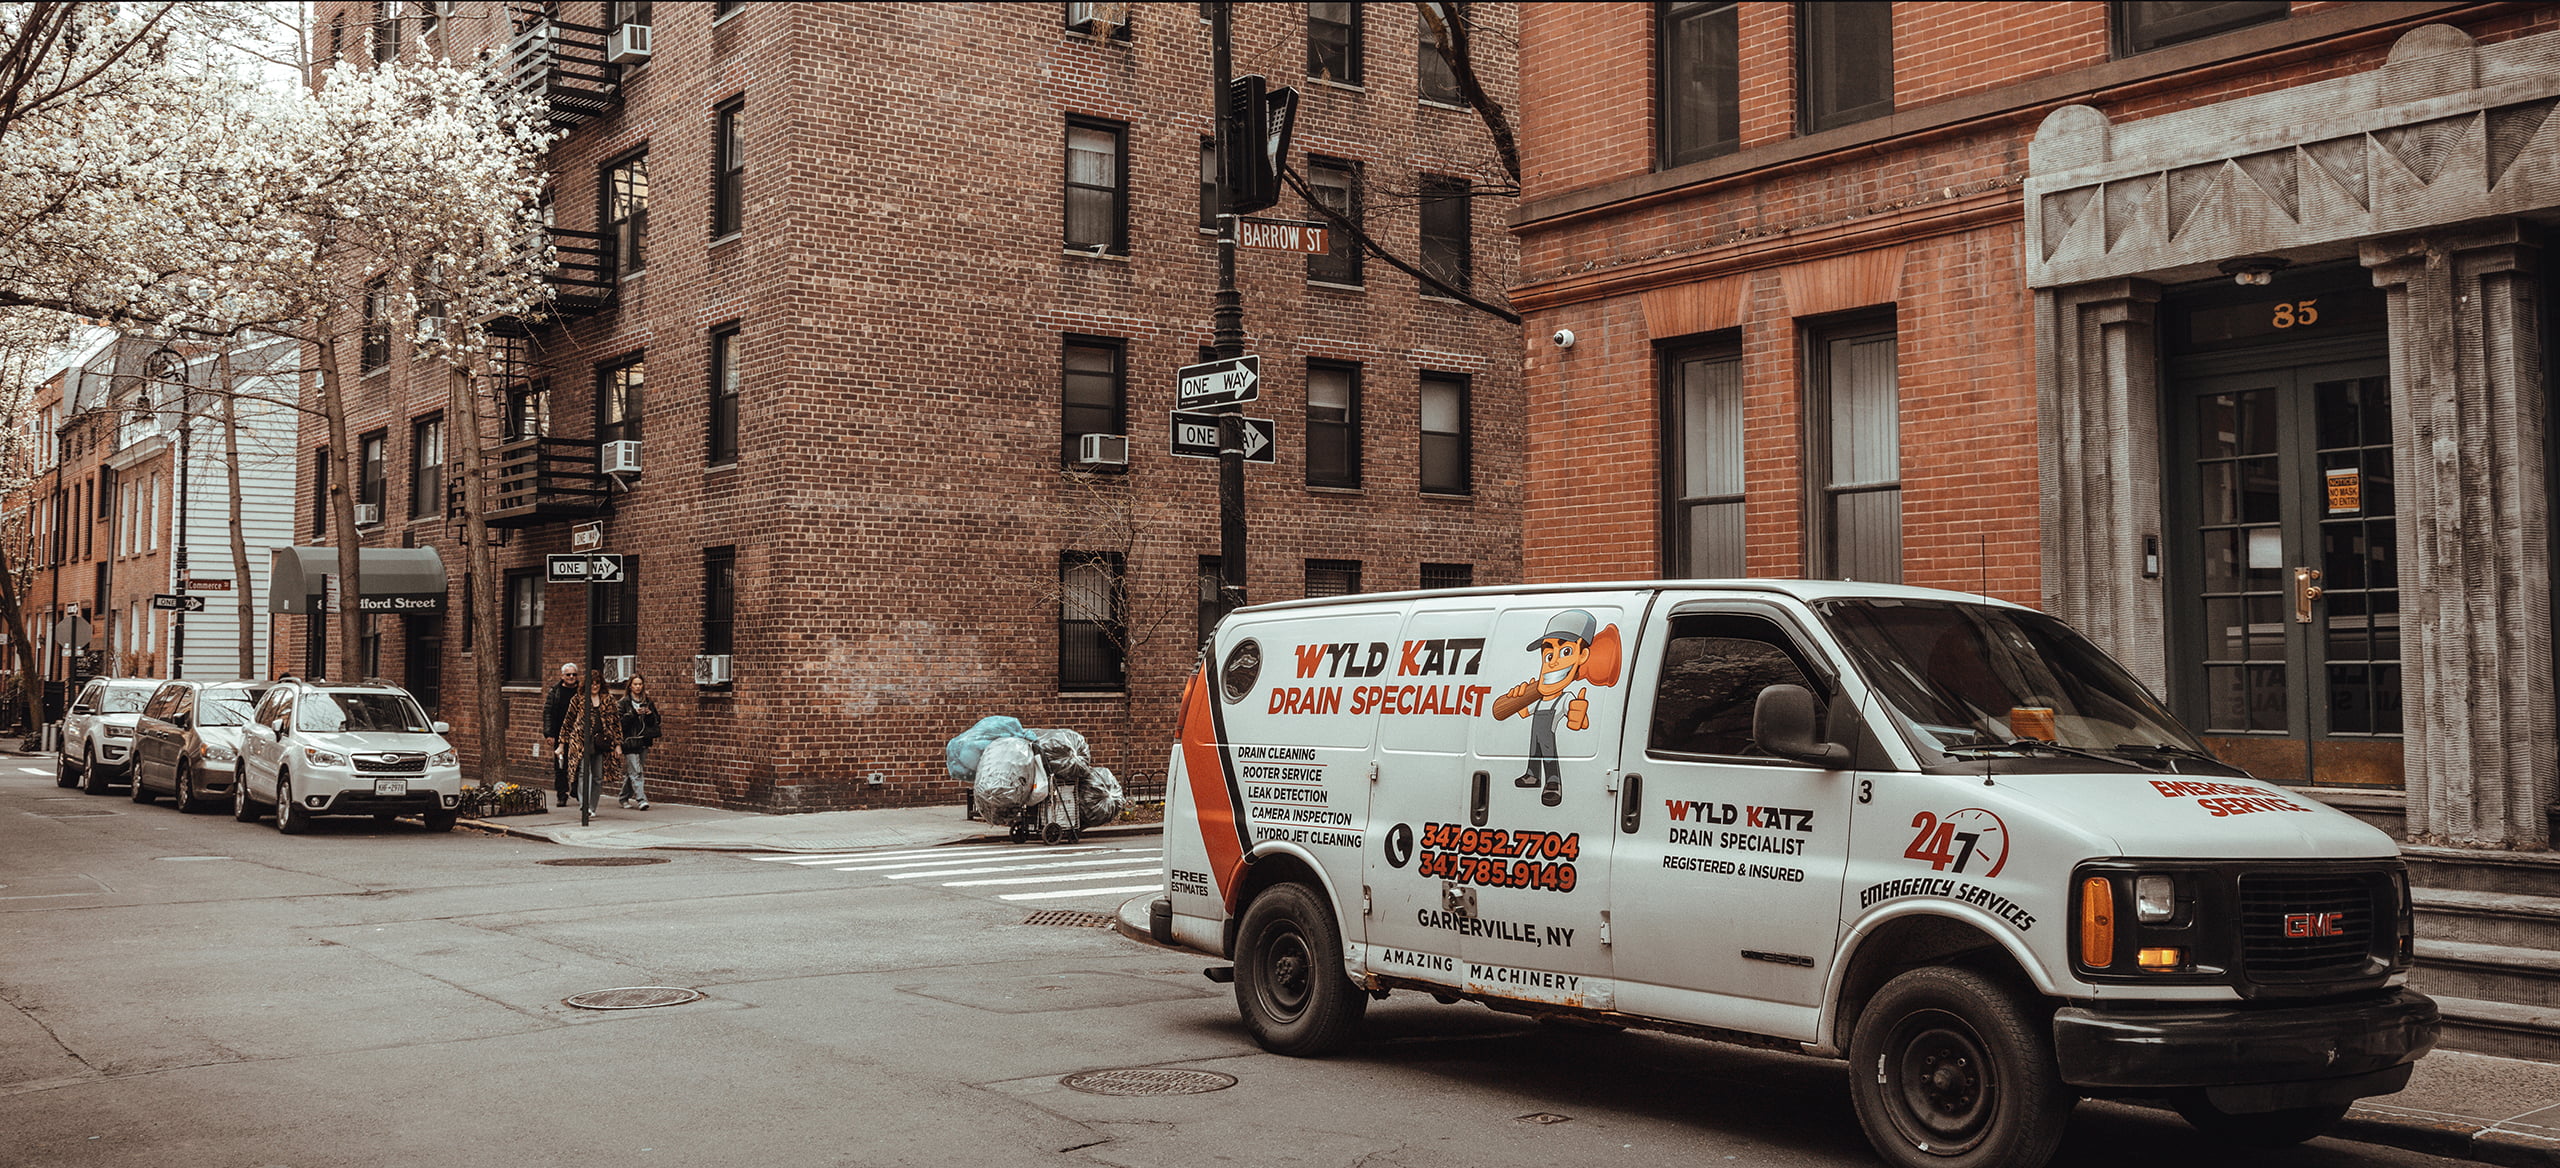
xmin=2169 ymin=359 xmax=2401 ymax=787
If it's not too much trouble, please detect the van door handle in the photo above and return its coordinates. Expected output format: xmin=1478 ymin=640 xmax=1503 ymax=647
xmin=1470 ymin=770 xmax=1490 ymax=827
xmin=1619 ymin=772 xmax=1643 ymax=833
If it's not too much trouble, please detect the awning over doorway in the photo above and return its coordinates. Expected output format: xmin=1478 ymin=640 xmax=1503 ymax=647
xmin=268 ymin=547 xmax=448 ymax=614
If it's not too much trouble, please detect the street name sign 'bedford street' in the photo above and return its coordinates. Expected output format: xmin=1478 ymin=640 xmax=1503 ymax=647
xmin=1175 ymin=355 xmax=1260 ymax=410
xmin=547 ymin=553 xmax=627 ymax=584
xmin=1169 ymin=410 xmax=1276 ymax=463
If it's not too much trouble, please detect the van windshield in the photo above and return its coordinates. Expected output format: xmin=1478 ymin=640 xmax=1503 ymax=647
xmin=296 ymin=692 xmax=430 ymax=734
xmin=1815 ymin=598 xmax=2222 ymax=771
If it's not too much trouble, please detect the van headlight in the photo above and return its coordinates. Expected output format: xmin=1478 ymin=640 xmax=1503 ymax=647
xmin=2135 ymin=874 xmax=2179 ymax=923
xmin=2074 ymin=864 xmax=2216 ymax=980
xmin=428 ymin=748 xmax=458 ymax=767
xmin=302 ymin=745 xmax=349 ymax=768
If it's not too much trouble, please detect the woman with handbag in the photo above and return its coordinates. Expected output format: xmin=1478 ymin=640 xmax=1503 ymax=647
xmin=563 ymin=670 xmax=614 ymax=825
xmin=618 ymin=673 xmax=662 ymax=809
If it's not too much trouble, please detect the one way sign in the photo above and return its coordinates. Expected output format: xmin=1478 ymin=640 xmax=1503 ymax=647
xmin=547 ymin=553 xmax=628 ymax=584
xmin=151 ymin=594 xmax=207 ymax=613
xmin=1169 ymin=410 xmax=1276 ymax=463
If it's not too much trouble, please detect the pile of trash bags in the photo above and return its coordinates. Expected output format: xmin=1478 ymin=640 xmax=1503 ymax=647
xmin=946 ymin=716 xmax=1124 ymax=827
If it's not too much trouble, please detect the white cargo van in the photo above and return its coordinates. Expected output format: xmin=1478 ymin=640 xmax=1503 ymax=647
xmin=1149 ymin=580 xmax=2436 ymax=1168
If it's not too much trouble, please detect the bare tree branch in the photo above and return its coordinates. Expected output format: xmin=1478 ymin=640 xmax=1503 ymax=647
xmin=1418 ymin=2 xmax=1519 ymax=188
xmin=1281 ymin=161 xmax=1521 ymax=325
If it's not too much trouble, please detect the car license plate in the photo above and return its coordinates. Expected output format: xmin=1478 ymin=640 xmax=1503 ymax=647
xmin=374 ymin=779 xmax=408 ymax=796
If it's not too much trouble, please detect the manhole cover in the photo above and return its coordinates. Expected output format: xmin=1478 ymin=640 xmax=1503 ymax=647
xmin=537 ymin=856 xmax=671 ymax=866
xmin=1024 ymin=910 xmax=1116 ymax=928
xmin=1061 ymin=1068 xmax=1237 ymax=1096
xmin=564 ymin=986 xmax=702 ymax=1010
xmin=1518 ymin=1113 xmax=1573 ymax=1125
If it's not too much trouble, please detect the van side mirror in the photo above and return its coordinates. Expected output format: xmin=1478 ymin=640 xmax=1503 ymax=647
xmin=1755 ymin=684 xmax=1850 ymax=767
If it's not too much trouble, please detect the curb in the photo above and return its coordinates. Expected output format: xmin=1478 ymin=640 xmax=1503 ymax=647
xmin=456 ymin=813 xmax=1161 ymax=851
xmin=2331 ymin=1112 xmax=2560 ymax=1168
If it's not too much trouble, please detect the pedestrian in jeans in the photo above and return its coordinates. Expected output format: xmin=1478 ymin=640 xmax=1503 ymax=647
xmin=542 ymin=661 xmax=583 ymax=807
xmin=563 ymin=670 xmax=614 ymax=824
xmin=618 ymin=673 xmax=662 ymax=809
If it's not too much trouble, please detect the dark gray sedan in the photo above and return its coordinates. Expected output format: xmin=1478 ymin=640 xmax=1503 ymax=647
xmin=130 ymin=681 xmax=267 ymax=813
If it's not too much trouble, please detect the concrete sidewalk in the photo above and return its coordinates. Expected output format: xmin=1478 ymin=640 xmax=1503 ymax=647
xmin=30 ymin=758 xmax=2540 ymax=1167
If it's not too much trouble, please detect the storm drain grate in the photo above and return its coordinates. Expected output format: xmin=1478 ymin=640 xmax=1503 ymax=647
xmin=1061 ymin=1068 xmax=1237 ymax=1096
xmin=1023 ymin=910 xmax=1117 ymax=928
xmin=537 ymin=856 xmax=671 ymax=866
xmin=564 ymin=986 xmax=703 ymax=1010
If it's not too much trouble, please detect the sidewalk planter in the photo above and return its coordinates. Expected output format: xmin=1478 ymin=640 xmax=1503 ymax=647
xmin=458 ymin=784 xmax=548 ymax=818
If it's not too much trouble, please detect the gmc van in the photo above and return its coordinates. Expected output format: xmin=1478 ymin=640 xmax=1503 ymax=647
xmin=1149 ymin=580 xmax=2435 ymax=1168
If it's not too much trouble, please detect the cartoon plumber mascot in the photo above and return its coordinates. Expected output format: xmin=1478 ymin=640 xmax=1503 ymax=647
xmin=1494 ymin=609 xmax=1620 ymax=805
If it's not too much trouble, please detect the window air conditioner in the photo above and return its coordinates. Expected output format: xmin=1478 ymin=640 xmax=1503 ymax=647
xmin=601 ymin=440 xmax=642 ymax=475
xmin=1065 ymin=3 xmax=1128 ymax=33
xmin=1077 ymin=433 xmax=1129 ymax=466
xmin=601 ymin=654 xmax=636 ymax=683
xmin=605 ymin=22 xmax=653 ymax=64
xmin=691 ymin=653 xmax=733 ymax=685
xmin=353 ymin=503 xmax=381 ymax=526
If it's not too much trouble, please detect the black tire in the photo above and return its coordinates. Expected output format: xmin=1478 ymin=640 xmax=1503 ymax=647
xmin=56 ymin=752 xmax=78 ymax=788
xmin=172 ymin=765 xmax=202 ymax=814
xmin=130 ymin=764 xmax=157 ymax=803
xmin=1233 ymin=882 xmax=1367 ymax=1057
xmin=80 ymin=749 xmax=110 ymax=795
xmin=275 ymin=773 xmax=310 ymax=835
xmin=422 ymin=808 xmax=458 ymax=833
xmin=2170 ymin=1095 xmax=2347 ymax=1149
xmin=232 ymin=776 xmax=260 ymax=822
xmin=1847 ymin=966 xmax=2074 ymax=1168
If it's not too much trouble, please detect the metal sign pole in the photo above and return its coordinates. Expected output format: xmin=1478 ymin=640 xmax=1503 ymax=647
xmin=1211 ymin=1 xmax=1248 ymax=618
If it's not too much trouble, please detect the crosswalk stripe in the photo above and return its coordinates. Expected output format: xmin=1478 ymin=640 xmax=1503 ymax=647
xmin=749 ymin=843 xmax=1021 ymax=864
xmin=998 ymin=883 xmax=1163 ymax=902
xmin=942 ymin=867 xmax=1161 ymax=888
xmin=884 ymin=854 xmax=1163 ymax=880
xmin=827 ymin=847 xmax=1131 ymax=872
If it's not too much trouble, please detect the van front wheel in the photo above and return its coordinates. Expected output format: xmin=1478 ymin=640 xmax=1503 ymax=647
xmin=1234 ymin=882 xmax=1365 ymax=1057
xmin=1848 ymin=966 xmax=2073 ymax=1168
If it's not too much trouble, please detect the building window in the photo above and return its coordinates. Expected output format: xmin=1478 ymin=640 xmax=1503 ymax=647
xmin=1064 ymin=117 xmax=1128 ymax=255
xmin=1198 ymin=137 xmax=1218 ymax=230
xmin=1665 ymin=343 xmax=1744 ymax=577
xmin=2113 ymin=1 xmax=2286 ymax=55
xmin=1808 ymin=319 xmax=1901 ymax=583
xmin=1305 ymin=158 xmax=1361 ymax=286
xmin=1059 ymin=551 xmax=1125 ymax=691
xmin=712 ymin=98 xmax=745 ymax=238
xmin=1308 ymin=2 xmax=1362 ymax=85
xmin=708 ymin=326 xmax=741 ymax=464
xmin=1306 ymin=360 xmax=1361 ymax=488
xmin=1305 ymin=558 xmax=1362 ymax=597
xmin=1061 ymin=335 xmax=1125 ymax=465
xmin=373 ymin=0 xmax=398 ymax=64
xmin=145 ymin=472 xmax=158 ymax=552
xmin=409 ymin=414 xmax=443 ymax=520
xmin=359 ymin=431 xmax=386 ymax=523
xmin=1417 ymin=175 xmax=1470 ymax=295
xmin=505 ymin=381 xmax=549 ymax=441
xmin=1661 ymin=1 xmax=1739 ymax=166
xmin=606 ymin=150 xmax=649 ymax=277
xmin=1419 ymin=372 xmax=1469 ymax=495
xmin=713 ymin=0 xmax=742 ymax=18
xmin=312 ymin=448 xmax=329 ymax=535
xmin=1417 ymin=12 xmax=1460 ymax=104
xmin=1420 ymin=562 xmax=1473 ymax=590
xmin=1801 ymin=1 xmax=1893 ymax=134
xmin=599 ymin=356 xmax=644 ymax=445
xmin=361 ymin=278 xmax=392 ymax=372
xmin=703 ymin=546 xmax=736 ymax=657
xmin=609 ymin=0 xmax=651 ymax=33
xmin=504 ymin=569 xmax=544 ymax=685
xmin=588 ymin=562 xmax=638 ymax=666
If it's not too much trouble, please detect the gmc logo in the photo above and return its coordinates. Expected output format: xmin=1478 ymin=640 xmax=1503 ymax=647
xmin=2283 ymin=912 xmax=2347 ymax=938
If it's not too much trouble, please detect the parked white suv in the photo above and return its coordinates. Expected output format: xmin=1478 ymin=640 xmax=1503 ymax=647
xmin=235 ymin=679 xmax=464 ymax=833
xmin=56 ymin=677 xmax=164 ymax=795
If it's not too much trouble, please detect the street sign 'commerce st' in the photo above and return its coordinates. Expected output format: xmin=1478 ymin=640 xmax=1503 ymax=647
xmin=1170 ymin=410 xmax=1276 ymax=463
xmin=1175 ymin=355 xmax=1260 ymax=410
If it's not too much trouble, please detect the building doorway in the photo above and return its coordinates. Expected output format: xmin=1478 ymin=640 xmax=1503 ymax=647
xmin=2163 ymin=271 xmax=2397 ymax=788
xmin=404 ymin=614 xmax=444 ymax=716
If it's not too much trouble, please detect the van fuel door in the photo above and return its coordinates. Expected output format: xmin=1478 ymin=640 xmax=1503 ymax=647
xmin=1441 ymin=881 xmax=1478 ymax=919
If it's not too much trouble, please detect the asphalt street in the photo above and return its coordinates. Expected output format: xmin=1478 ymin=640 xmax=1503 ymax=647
xmin=0 ymin=756 xmax=2480 ymax=1168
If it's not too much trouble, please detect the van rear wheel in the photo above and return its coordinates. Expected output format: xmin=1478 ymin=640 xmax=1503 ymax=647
xmin=1848 ymin=966 xmax=2073 ymax=1168
xmin=1234 ymin=882 xmax=1365 ymax=1057
xmin=2170 ymin=1094 xmax=2347 ymax=1149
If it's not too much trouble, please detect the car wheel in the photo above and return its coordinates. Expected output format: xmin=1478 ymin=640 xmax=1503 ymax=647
xmin=130 ymin=763 xmax=157 ymax=804
xmin=1847 ymin=966 xmax=2075 ymax=1168
xmin=172 ymin=765 xmax=201 ymax=814
xmin=1233 ymin=882 xmax=1367 ymax=1057
xmin=55 ymin=751 xmax=77 ymax=788
xmin=2170 ymin=1094 xmax=2348 ymax=1149
xmin=232 ymin=776 xmax=260 ymax=822
xmin=423 ymin=808 xmax=458 ymax=833
xmin=275 ymin=773 xmax=310 ymax=835
xmin=80 ymin=748 xmax=110 ymax=795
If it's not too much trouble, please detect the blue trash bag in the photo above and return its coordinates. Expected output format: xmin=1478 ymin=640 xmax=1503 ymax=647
xmin=946 ymin=716 xmax=1032 ymax=782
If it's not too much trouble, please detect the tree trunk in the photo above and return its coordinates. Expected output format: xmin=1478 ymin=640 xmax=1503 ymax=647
xmin=316 ymin=334 xmax=365 ymax=681
xmin=0 ymin=519 xmax=41 ymax=736
xmin=220 ymin=347 xmax=255 ymax=678
xmin=451 ymin=362 xmax=508 ymax=785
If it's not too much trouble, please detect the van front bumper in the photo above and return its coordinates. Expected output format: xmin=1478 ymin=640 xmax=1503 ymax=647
xmin=2054 ymin=988 xmax=2438 ymax=1108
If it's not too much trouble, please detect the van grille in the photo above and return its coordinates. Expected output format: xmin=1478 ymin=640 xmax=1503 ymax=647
xmin=2238 ymin=871 xmax=2381 ymax=981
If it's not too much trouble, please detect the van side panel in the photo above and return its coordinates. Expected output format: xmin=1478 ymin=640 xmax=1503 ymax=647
xmin=1171 ymin=666 xmax=1250 ymax=914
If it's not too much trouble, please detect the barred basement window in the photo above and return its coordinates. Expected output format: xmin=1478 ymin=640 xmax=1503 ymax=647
xmin=1060 ymin=551 xmax=1126 ymax=691
xmin=1420 ymin=562 xmax=1473 ymax=590
xmin=703 ymin=546 xmax=736 ymax=657
xmin=1305 ymin=558 xmax=1362 ymax=597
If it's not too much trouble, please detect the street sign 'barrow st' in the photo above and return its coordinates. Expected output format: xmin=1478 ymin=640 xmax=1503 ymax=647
xmin=1175 ymin=356 xmax=1260 ymax=410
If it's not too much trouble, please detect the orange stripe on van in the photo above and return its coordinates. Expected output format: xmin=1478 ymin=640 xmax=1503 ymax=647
xmin=1176 ymin=667 xmax=1249 ymax=911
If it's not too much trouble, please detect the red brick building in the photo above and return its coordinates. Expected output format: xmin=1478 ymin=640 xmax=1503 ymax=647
xmin=300 ymin=2 xmax=1523 ymax=811
xmin=1511 ymin=2 xmax=2560 ymax=848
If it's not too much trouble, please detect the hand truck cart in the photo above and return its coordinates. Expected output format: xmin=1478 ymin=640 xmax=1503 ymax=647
xmin=1007 ymin=771 xmax=1083 ymax=845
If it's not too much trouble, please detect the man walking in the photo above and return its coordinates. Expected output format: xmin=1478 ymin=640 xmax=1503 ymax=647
xmin=542 ymin=661 xmax=582 ymax=807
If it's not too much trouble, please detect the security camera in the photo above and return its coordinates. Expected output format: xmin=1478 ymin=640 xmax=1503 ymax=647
xmin=1551 ymin=328 xmax=1576 ymax=349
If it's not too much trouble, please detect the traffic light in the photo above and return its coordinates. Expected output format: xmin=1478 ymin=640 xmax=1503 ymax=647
xmin=1221 ymin=74 xmax=1298 ymax=215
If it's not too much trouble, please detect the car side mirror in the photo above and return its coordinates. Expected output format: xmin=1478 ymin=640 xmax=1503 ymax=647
xmin=71 ymin=705 xmax=93 ymax=716
xmin=432 ymin=721 xmax=450 ymax=736
xmin=168 ymin=712 xmax=191 ymax=729
xmin=1754 ymin=684 xmax=1850 ymax=767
